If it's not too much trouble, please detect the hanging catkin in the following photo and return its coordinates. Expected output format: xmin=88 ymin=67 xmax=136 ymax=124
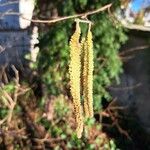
xmin=80 ymin=37 xmax=85 ymax=95
xmin=69 ymin=21 xmax=83 ymax=138
xmin=83 ymin=24 xmax=94 ymax=118
xmin=69 ymin=20 xmax=94 ymax=138
xmin=82 ymin=38 xmax=90 ymax=117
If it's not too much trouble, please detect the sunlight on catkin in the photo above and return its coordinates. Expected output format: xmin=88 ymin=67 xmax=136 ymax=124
xmin=85 ymin=24 xmax=94 ymax=118
xmin=69 ymin=20 xmax=94 ymax=138
xmin=69 ymin=21 xmax=83 ymax=138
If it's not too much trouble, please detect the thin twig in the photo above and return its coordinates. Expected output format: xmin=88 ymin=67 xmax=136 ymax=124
xmin=120 ymin=55 xmax=135 ymax=61
xmin=7 ymin=65 xmax=20 ymax=124
xmin=2 ymin=91 xmax=14 ymax=107
xmin=21 ymin=3 xmax=112 ymax=24
xmin=17 ymin=88 xmax=31 ymax=96
xmin=109 ymin=83 xmax=141 ymax=91
xmin=75 ymin=18 xmax=93 ymax=24
xmin=122 ymin=23 xmax=150 ymax=32
xmin=119 ymin=45 xmax=150 ymax=56
xmin=101 ymin=99 xmax=131 ymax=140
xmin=1 ymin=95 xmax=11 ymax=108
xmin=0 ymin=116 xmax=8 ymax=125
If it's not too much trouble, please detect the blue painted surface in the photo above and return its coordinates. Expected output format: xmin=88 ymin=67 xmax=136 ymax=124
xmin=0 ymin=0 xmax=20 ymax=29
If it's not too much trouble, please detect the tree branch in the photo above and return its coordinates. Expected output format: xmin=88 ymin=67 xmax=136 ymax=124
xmin=119 ymin=45 xmax=150 ymax=56
xmin=22 ymin=3 xmax=112 ymax=24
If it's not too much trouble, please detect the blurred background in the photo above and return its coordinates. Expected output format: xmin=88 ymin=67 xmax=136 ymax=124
xmin=0 ymin=0 xmax=150 ymax=149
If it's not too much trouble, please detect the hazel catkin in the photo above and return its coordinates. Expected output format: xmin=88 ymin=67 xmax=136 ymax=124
xmin=69 ymin=20 xmax=94 ymax=138
xmin=69 ymin=21 xmax=83 ymax=138
xmin=83 ymin=24 xmax=94 ymax=118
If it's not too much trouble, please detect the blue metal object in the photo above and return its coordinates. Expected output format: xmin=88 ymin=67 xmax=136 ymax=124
xmin=0 ymin=0 xmax=20 ymax=29
xmin=0 ymin=0 xmax=38 ymax=66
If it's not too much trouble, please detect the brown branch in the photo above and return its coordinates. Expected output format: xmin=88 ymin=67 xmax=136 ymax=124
xmin=6 ymin=65 xmax=20 ymax=124
xmin=0 ymin=3 xmax=111 ymax=24
xmin=123 ymin=23 xmax=150 ymax=32
xmin=109 ymin=83 xmax=142 ymax=91
xmin=120 ymin=55 xmax=135 ymax=62
xmin=21 ymin=3 xmax=112 ymax=24
xmin=101 ymin=99 xmax=131 ymax=140
xmin=119 ymin=45 xmax=150 ymax=56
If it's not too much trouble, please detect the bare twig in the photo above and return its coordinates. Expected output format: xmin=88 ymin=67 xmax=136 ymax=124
xmin=0 ymin=3 xmax=111 ymax=25
xmin=21 ymin=3 xmax=112 ymax=24
xmin=0 ymin=117 xmax=8 ymax=125
xmin=109 ymin=83 xmax=141 ymax=91
xmin=100 ymin=99 xmax=131 ymax=140
xmin=7 ymin=65 xmax=20 ymax=124
xmin=0 ymin=65 xmax=8 ymax=84
xmin=120 ymin=55 xmax=135 ymax=61
xmin=0 ymin=66 xmax=21 ymax=125
xmin=2 ymin=91 xmax=14 ymax=107
xmin=17 ymin=88 xmax=31 ymax=96
xmin=120 ymin=45 xmax=150 ymax=56
xmin=122 ymin=23 xmax=150 ymax=32
xmin=0 ymin=128 xmax=27 ymax=139
xmin=33 ymin=136 xmax=62 ymax=144
xmin=75 ymin=18 xmax=93 ymax=24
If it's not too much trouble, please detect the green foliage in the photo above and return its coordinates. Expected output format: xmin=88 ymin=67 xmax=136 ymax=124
xmin=35 ymin=0 xmax=127 ymax=113
xmin=37 ymin=22 xmax=71 ymax=96
xmin=1 ymin=82 xmax=149 ymax=149
xmin=0 ymin=83 xmax=16 ymax=119
xmin=2 ymin=83 xmax=15 ymax=93
xmin=41 ymin=97 xmax=117 ymax=149
xmin=0 ymin=82 xmax=24 ymax=122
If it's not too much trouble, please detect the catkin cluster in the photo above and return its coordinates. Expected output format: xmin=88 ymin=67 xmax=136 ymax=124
xmin=69 ymin=20 xmax=94 ymax=138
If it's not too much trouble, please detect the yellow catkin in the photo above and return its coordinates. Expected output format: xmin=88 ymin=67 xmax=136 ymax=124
xmin=69 ymin=21 xmax=83 ymax=138
xmin=82 ymin=39 xmax=90 ymax=118
xmin=80 ymin=37 xmax=85 ymax=94
xmin=83 ymin=24 xmax=94 ymax=118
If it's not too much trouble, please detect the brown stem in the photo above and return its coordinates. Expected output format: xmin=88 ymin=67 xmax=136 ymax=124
xmin=22 ymin=3 xmax=112 ymax=24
